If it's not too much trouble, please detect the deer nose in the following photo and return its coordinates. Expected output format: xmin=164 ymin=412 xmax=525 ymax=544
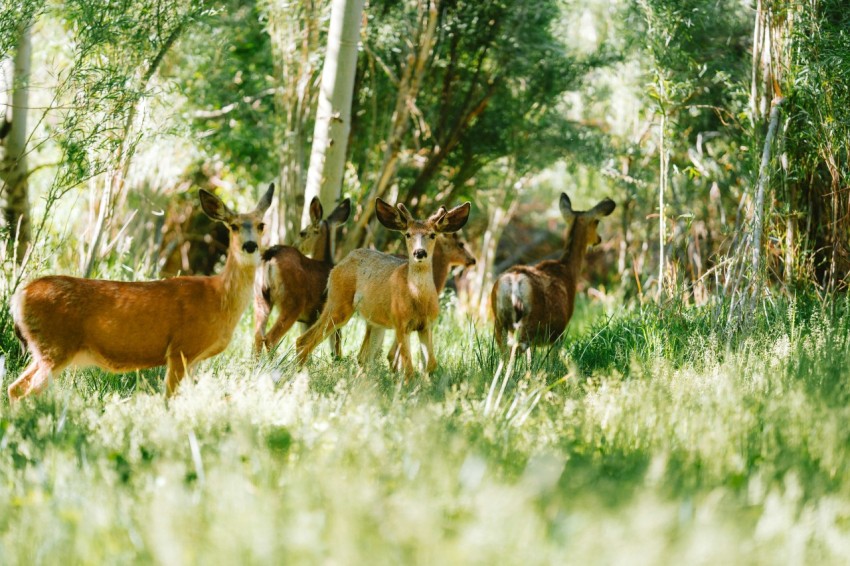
xmin=413 ymin=249 xmax=427 ymax=260
xmin=243 ymin=241 xmax=258 ymax=254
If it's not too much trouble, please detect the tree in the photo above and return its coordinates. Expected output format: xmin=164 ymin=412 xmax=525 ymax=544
xmin=1 ymin=16 xmax=35 ymax=261
xmin=346 ymin=0 xmax=597 ymax=251
xmin=301 ymin=0 xmax=365 ymax=228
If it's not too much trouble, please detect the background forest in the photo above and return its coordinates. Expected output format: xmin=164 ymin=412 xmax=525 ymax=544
xmin=2 ymin=0 xmax=850 ymax=562
xmin=2 ymin=0 xmax=849 ymax=308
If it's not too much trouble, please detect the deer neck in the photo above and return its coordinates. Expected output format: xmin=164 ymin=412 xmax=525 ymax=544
xmin=559 ymin=222 xmax=589 ymax=284
xmin=431 ymin=246 xmax=451 ymax=292
xmin=310 ymin=224 xmax=333 ymax=266
xmin=406 ymin=258 xmax=438 ymax=299
xmin=219 ymin=246 xmax=257 ymax=318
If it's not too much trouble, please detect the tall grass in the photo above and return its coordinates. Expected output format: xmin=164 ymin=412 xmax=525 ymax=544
xmin=3 ymin=282 xmax=850 ymax=562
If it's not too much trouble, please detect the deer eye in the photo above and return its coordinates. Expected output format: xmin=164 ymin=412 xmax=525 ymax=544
xmin=405 ymin=233 xmax=411 ymax=238
xmin=458 ymin=242 xmax=464 ymax=249
xmin=230 ymin=223 xmax=239 ymax=231
xmin=429 ymin=233 xmax=436 ymax=239
xmin=258 ymin=223 xmax=265 ymax=232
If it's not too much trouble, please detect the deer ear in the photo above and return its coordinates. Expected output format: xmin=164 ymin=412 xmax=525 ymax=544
xmin=396 ymin=203 xmax=415 ymax=224
xmin=428 ymin=206 xmax=448 ymax=225
xmin=435 ymin=202 xmax=471 ymax=233
xmin=559 ymin=193 xmax=574 ymax=220
xmin=327 ymin=198 xmax=351 ymax=225
xmin=309 ymin=197 xmax=324 ymax=224
xmin=200 ymin=189 xmax=234 ymax=222
xmin=591 ymin=198 xmax=616 ymax=217
xmin=375 ymin=198 xmax=407 ymax=231
xmin=255 ymin=183 xmax=275 ymax=214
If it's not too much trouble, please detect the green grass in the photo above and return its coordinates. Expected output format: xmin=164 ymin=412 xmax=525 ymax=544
xmin=3 ymin=292 xmax=850 ymax=563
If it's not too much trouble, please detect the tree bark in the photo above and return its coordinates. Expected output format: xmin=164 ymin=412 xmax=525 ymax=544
xmin=267 ymin=0 xmax=323 ymax=245
xmin=1 ymin=19 xmax=33 ymax=262
xmin=751 ymin=97 xmax=785 ymax=276
xmin=301 ymin=0 xmax=365 ymax=228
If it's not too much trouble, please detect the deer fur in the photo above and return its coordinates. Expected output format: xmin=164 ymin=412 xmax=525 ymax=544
xmin=296 ymin=199 xmax=471 ymax=378
xmin=8 ymin=184 xmax=275 ymax=400
xmin=253 ymin=196 xmax=351 ymax=355
xmin=358 ymin=231 xmax=477 ymax=367
xmin=491 ymin=193 xmax=615 ymax=351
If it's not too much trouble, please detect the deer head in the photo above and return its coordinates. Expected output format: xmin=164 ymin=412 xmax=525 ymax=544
xmin=559 ymin=193 xmax=616 ymax=249
xmin=297 ymin=197 xmax=352 ymax=257
xmin=375 ymin=199 xmax=471 ymax=264
xmin=200 ymin=183 xmax=274 ymax=266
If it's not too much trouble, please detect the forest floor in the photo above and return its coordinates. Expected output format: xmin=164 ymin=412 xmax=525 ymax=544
xmin=2 ymin=293 xmax=850 ymax=563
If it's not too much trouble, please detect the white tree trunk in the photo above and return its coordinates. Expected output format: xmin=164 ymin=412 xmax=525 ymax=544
xmin=1 ymin=20 xmax=33 ymax=261
xmin=301 ymin=0 xmax=365 ymax=228
xmin=751 ymin=97 xmax=785 ymax=275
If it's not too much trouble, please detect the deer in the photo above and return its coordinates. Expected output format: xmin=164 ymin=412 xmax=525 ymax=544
xmin=357 ymin=231 xmax=477 ymax=367
xmin=253 ymin=196 xmax=351 ymax=356
xmin=7 ymin=184 xmax=275 ymax=400
xmin=491 ymin=193 xmax=615 ymax=353
xmin=296 ymin=198 xmax=471 ymax=379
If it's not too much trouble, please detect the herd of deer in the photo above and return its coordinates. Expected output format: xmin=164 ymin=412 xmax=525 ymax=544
xmin=7 ymin=184 xmax=615 ymax=401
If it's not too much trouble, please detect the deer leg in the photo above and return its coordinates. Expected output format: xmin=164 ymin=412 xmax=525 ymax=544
xmin=25 ymin=362 xmax=62 ymax=397
xmin=8 ymin=359 xmax=57 ymax=401
xmin=253 ymin=289 xmax=272 ymax=356
xmin=8 ymin=361 xmax=39 ymax=400
xmin=357 ymin=325 xmax=372 ymax=366
xmin=358 ymin=325 xmax=385 ymax=367
xmin=386 ymin=336 xmax=399 ymax=367
xmin=394 ymin=329 xmax=415 ymax=381
xmin=329 ymin=329 xmax=343 ymax=359
xmin=296 ymin=302 xmax=354 ymax=366
xmin=494 ymin=322 xmax=508 ymax=355
xmin=417 ymin=325 xmax=437 ymax=374
xmin=165 ymin=353 xmax=189 ymax=397
xmin=263 ymin=307 xmax=302 ymax=354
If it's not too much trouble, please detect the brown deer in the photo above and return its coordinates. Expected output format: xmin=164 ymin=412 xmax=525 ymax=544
xmin=296 ymin=199 xmax=471 ymax=378
xmin=357 ymin=231 xmax=477 ymax=367
xmin=491 ymin=193 xmax=615 ymax=352
xmin=8 ymin=184 xmax=275 ymax=400
xmin=253 ymin=196 xmax=351 ymax=355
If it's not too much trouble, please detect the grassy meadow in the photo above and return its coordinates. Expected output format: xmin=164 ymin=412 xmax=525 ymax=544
xmin=3 ymin=286 xmax=850 ymax=564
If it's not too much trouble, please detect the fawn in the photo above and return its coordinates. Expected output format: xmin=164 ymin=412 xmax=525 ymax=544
xmin=8 ymin=184 xmax=274 ymax=400
xmin=296 ymin=199 xmax=471 ymax=378
xmin=357 ymin=231 xmax=477 ymax=367
xmin=253 ymin=196 xmax=351 ymax=356
xmin=491 ymin=193 xmax=615 ymax=351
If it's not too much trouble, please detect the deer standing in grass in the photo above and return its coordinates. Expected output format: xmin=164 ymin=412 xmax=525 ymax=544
xmin=357 ymin=231 xmax=477 ymax=367
xmin=253 ymin=196 xmax=351 ymax=356
xmin=8 ymin=184 xmax=275 ymax=400
xmin=296 ymin=199 xmax=471 ymax=378
xmin=491 ymin=193 xmax=615 ymax=352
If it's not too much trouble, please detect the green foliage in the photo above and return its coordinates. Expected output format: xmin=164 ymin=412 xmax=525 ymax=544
xmin=373 ymin=0 xmax=605 ymax=202
xmin=55 ymin=0 xmax=213 ymax=187
xmin=0 ymin=1 xmax=43 ymax=59
xmin=3 ymin=294 xmax=850 ymax=561
xmin=172 ymin=1 xmax=278 ymax=184
xmin=781 ymin=0 xmax=850 ymax=285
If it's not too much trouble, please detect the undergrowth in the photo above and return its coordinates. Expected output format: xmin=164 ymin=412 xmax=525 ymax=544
xmin=2 ymin=291 xmax=850 ymax=562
